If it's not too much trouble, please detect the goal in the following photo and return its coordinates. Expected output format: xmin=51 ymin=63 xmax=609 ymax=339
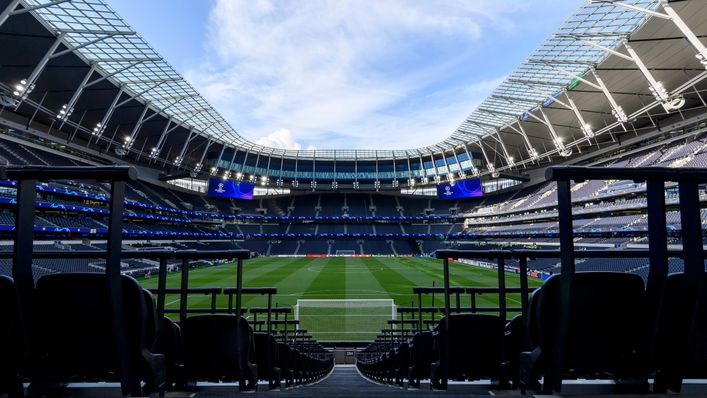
xmin=294 ymin=299 xmax=396 ymax=342
xmin=335 ymin=249 xmax=357 ymax=256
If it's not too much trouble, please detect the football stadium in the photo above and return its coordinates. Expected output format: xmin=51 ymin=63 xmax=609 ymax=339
xmin=0 ymin=0 xmax=706 ymax=396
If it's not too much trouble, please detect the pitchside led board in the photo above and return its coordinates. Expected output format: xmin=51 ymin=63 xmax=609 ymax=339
xmin=207 ymin=178 xmax=255 ymax=200
xmin=436 ymin=179 xmax=483 ymax=200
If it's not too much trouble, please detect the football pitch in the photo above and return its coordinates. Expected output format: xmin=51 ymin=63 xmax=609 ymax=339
xmin=138 ymin=256 xmax=541 ymax=341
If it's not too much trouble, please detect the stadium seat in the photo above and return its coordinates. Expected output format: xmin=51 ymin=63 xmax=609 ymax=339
xmin=407 ymin=331 xmax=434 ymax=388
xmin=520 ymin=272 xmax=645 ymax=393
xmin=181 ymin=314 xmax=257 ymax=391
xmin=277 ymin=342 xmax=295 ymax=387
xmin=652 ymin=272 xmax=707 ymax=392
xmin=253 ymin=332 xmax=281 ymax=389
xmin=34 ymin=273 xmax=165 ymax=395
xmin=429 ymin=314 xmax=505 ymax=389
xmin=0 ymin=276 xmax=23 ymax=398
xmin=504 ymin=314 xmax=524 ymax=388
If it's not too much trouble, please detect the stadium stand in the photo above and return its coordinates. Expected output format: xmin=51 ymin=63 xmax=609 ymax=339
xmin=1 ymin=0 xmax=707 ymax=395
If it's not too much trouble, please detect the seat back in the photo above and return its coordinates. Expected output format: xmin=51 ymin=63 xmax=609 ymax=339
xmin=35 ymin=273 xmax=148 ymax=381
xmin=409 ymin=331 xmax=434 ymax=377
xmin=653 ymin=273 xmax=707 ymax=383
xmin=535 ymin=272 xmax=644 ymax=377
xmin=0 ymin=276 xmax=22 ymax=393
xmin=253 ymin=332 xmax=279 ymax=381
xmin=142 ymin=289 xmax=158 ymax=350
xmin=182 ymin=315 xmax=253 ymax=381
xmin=437 ymin=314 xmax=504 ymax=379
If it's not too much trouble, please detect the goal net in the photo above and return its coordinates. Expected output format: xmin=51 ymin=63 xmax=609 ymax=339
xmin=335 ymin=250 xmax=357 ymax=256
xmin=294 ymin=299 xmax=396 ymax=342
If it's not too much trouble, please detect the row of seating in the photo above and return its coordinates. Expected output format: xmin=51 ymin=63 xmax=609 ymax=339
xmin=357 ymin=271 xmax=706 ymax=393
xmin=0 ymin=272 xmax=333 ymax=397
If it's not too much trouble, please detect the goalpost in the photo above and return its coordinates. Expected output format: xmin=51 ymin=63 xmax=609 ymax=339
xmin=334 ymin=249 xmax=357 ymax=256
xmin=294 ymin=299 xmax=396 ymax=341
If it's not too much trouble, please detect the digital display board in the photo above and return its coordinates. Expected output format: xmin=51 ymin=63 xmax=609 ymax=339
xmin=207 ymin=178 xmax=254 ymax=200
xmin=436 ymin=179 xmax=483 ymax=200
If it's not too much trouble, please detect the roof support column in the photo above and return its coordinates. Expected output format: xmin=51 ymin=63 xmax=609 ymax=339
xmin=121 ymin=104 xmax=150 ymax=153
xmin=509 ymin=123 xmax=538 ymax=160
xmin=210 ymin=143 xmax=226 ymax=176
xmin=475 ymin=140 xmax=494 ymax=174
xmin=604 ymin=0 xmax=707 ymax=69
xmin=623 ymin=42 xmax=685 ymax=111
xmin=0 ymin=0 xmax=69 ymax=30
xmin=12 ymin=33 xmax=65 ymax=107
xmin=494 ymin=131 xmax=514 ymax=167
xmin=193 ymin=138 xmax=215 ymax=176
xmin=92 ymin=86 xmax=124 ymax=138
xmin=174 ymin=129 xmax=199 ymax=167
xmin=56 ymin=64 xmax=96 ymax=125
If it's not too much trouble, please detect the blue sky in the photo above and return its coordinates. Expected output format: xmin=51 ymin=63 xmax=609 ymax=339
xmin=109 ymin=0 xmax=583 ymax=150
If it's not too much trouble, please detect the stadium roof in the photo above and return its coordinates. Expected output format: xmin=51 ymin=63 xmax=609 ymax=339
xmin=1 ymin=0 xmax=707 ymax=186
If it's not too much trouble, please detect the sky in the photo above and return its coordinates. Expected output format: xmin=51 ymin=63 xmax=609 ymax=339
xmin=108 ymin=0 xmax=583 ymax=151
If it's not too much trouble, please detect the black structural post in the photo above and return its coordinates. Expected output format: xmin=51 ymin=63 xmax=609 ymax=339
xmin=549 ymin=178 xmax=575 ymax=393
xmin=677 ymin=179 xmax=705 ymax=385
xmin=236 ymin=257 xmax=244 ymax=320
xmin=12 ymin=178 xmax=36 ymax=311
xmin=518 ymin=256 xmax=530 ymax=318
xmin=442 ymin=257 xmax=451 ymax=390
xmin=156 ymin=256 xmax=168 ymax=321
xmin=644 ymin=178 xmax=668 ymax=375
xmin=179 ymin=256 xmax=190 ymax=324
xmin=105 ymin=179 xmax=136 ymax=395
xmin=497 ymin=256 xmax=507 ymax=322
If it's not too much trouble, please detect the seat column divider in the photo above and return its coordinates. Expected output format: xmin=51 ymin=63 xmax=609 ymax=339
xmin=417 ymin=291 xmax=423 ymax=332
xmin=12 ymin=178 xmax=36 ymax=380
xmin=154 ymin=255 xmax=169 ymax=351
xmin=644 ymin=178 xmax=668 ymax=372
xmin=518 ymin=255 xmax=531 ymax=350
xmin=497 ymin=256 xmax=507 ymax=322
xmin=677 ymin=179 xmax=705 ymax=386
xmin=12 ymin=178 xmax=36 ymax=307
xmin=106 ymin=179 xmax=135 ymax=396
xmin=442 ymin=257 xmax=451 ymax=390
xmin=550 ymin=178 xmax=575 ymax=393
xmin=179 ymin=257 xmax=189 ymax=324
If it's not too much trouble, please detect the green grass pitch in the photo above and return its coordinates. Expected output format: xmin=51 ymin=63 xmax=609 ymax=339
xmin=138 ymin=256 xmax=542 ymax=341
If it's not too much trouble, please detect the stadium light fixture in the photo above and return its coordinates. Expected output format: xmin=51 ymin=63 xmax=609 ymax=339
xmin=310 ymin=180 xmax=317 ymax=190
xmin=209 ymin=166 xmax=218 ymax=176
xmin=92 ymin=122 xmax=103 ymax=136
xmin=392 ymin=179 xmax=399 ymax=188
xmin=12 ymin=79 xmax=34 ymax=99
xmin=421 ymin=176 xmax=429 ymax=184
xmin=353 ymin=181 xmax=360 ymax=190
xmin=248 ymin=174 xmax=255 ymax=182
xmin=56 ymin=104 xmax=73 ymax=119
xmin=292 ymin=179 xmax=299 ymax=188
xmin=222 ymin=170 xmax=231 ymax=180
xmin=235 ymin=172 xmax=243 ymax=180
xmin=331 ymin=181 xmax=338 ymax=189
xmin=408 ymin=178 xmax=415 ymax=187
xmin=276 ymin=178 xmax=283 ymax=187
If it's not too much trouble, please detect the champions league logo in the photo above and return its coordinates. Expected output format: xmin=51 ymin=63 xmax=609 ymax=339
xmin=215 ymin=182 xmax=226 ymax=194
xmin=443 ymin=185 xmax=454 ymax=196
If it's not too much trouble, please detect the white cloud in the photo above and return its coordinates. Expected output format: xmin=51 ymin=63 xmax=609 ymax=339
xmin=254 ymin=128 xmax=304 ymax=150
xmin=186 ymin=0 xmax=554 ymax=150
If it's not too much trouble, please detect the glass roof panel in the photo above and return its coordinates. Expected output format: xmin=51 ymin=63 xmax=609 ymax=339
xmin=22 ymin=0 xmax=659 ymax=160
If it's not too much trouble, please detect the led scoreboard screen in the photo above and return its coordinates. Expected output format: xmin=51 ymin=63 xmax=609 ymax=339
xmin=207 ymin=178 xmax=254 ymax=200
xmin=436 ymin=179 xmax=483 ymax=200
